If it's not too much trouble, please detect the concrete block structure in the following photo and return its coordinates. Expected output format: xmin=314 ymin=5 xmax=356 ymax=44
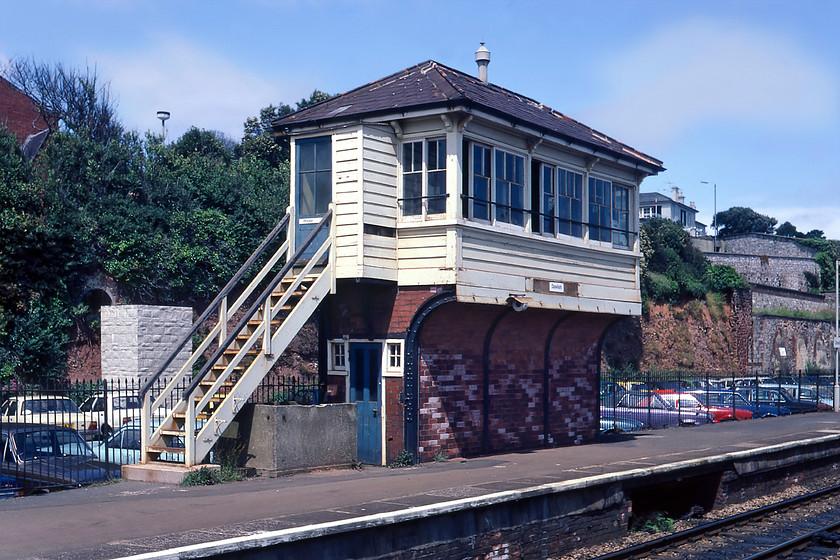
xmin=101 ymin=305 xmax=192 ymax=384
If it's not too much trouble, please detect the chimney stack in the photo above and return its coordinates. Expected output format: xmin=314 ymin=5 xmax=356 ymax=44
xmin=476 ymin=42 xmax=490 ymax=83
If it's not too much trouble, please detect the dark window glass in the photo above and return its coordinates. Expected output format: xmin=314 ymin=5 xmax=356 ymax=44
xmin=494 ymin=148 xmax=524 ymax=226
xmin=402 ymin=141 xmax=423 ymax=216
xmin=427 ymin=139 xmax=446 ymax=214
xmin=472 ymin=144 xmax=491 ymax=221
xmin=297 ymin=137 xmax=331 ymax=217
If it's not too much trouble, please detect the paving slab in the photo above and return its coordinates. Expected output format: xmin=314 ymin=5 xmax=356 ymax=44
xmin=1 ymin=413 xmax=839 ymax=560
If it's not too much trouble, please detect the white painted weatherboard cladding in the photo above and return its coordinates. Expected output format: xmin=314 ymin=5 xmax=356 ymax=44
xmin=361 ymin=126 xmax=398 ymax=280
xmin=333 ymin=129 xmax=362 ymax=278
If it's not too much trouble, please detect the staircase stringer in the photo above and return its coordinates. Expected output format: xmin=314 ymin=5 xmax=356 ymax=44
xmin=191 ymin=268 xmax=334 ymax=463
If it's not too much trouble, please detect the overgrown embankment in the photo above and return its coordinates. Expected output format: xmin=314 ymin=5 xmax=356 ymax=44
xmin=603 ymin=294 xmax=740 ymax=372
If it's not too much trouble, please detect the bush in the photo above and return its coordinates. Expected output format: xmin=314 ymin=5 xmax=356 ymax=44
xmin=707 ymin=264 xmax=748 ymax=292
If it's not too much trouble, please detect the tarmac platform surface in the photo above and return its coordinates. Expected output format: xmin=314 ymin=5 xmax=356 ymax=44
xmin=3 ymin=413 xmax=840 ymax=560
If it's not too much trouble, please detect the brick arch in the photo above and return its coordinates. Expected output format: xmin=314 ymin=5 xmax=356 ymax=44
xmin=414 ymin=303 xmax=616 ymax=462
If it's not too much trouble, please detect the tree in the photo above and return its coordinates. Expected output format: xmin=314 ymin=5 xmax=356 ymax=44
xmin=715 ymin=206 xmax=777 ymax=237
xmin=641 ymin=218 xmax=709 ymax=303
xmin=1 ymin=58 xmax=122 ymax=144
xmin=775 ymin=221 xmax=800 ymax=238
xmin=237 ymin=91 xmax=332 ymax=166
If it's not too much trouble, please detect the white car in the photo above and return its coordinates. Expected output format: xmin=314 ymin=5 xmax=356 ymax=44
xmin=79 ymin=394 xmax=141 ymax=439
xmin=0 ymin=395 xmax=87 ymax=435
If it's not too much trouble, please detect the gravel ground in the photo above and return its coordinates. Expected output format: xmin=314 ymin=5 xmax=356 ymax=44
xmin=556 ymin=473 xmax=840 ymax=559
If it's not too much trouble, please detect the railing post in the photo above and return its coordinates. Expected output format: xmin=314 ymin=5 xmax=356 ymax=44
xmin=263 ymin=297 xmax=272 ymax=356
xmin=186 ymin=396 xmax=196 ymax=467
xmin=219 ymin=296 xmax=228 ymax=346
xmin=141 ymin=390 xmax=151 ymax=464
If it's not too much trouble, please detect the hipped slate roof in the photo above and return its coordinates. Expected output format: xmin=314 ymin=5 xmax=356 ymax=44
xmin=272 ymin=60 xmax=664 ymax=173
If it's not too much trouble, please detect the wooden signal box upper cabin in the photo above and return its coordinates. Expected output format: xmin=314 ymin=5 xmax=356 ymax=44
xmin=273 ymin=52 xmax=663 ymax=465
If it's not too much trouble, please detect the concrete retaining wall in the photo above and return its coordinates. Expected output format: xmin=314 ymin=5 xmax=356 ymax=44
xmin=100 ymin=305 xmax=192 ymax=384
xmin=237 ymin=403 xmax=357 ymax=473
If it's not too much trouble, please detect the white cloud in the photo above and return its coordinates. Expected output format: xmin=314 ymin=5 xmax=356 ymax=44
xmin=93 ymin=36 xmax=292 ymax=141
xmin=760 ymin=205 xmax=840 ymax=241
xmin=580 ymin=17 xmax=840 ymax=149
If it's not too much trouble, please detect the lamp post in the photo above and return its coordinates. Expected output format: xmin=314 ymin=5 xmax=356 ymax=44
xmin=834 ymin=259 xmax=839 ymax=412
xmin=701 ymin=181 xmax=717 ymax=252
xmin=156 ymin=111 xmax=170 ymax=139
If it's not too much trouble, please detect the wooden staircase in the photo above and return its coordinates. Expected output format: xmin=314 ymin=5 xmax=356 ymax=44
xmin=138 ymin=209 xmax=334 ymax=468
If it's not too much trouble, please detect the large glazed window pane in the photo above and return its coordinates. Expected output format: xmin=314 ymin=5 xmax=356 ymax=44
xmin=427 ymin=169 xmax=446 ymax=214
xmin=403 ymin=172 xmax=422 ymax=215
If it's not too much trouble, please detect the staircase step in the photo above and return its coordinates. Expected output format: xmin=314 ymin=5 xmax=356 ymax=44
xmin=147 ymin=445 xmax=185 ymax=455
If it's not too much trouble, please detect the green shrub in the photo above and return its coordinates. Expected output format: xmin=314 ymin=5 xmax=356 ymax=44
xmin=390 ymin=450 xmax=414 ymax=468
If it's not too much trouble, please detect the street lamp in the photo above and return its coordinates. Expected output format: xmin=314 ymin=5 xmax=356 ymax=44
xmin=701 ymin=181 xmax=717 ymax=252
xmin=834 ymin=259 xmax=839 ymax=412
xmin=156 ymin=111 xmax=170 ymax=139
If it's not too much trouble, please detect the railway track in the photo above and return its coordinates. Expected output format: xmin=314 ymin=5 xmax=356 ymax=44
xmin=590 ymin=484 xmax=840 ymax=560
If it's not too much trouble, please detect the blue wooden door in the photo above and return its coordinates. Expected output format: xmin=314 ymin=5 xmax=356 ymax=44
xmin=350 ymin=343 xmax=382 ymax=465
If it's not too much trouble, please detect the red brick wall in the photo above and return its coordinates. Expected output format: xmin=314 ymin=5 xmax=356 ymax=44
xmin=384 ymin=377 xmax=404 ymax=463
xmin=326 ymin=282 xmax=616 ymax=464
xmin=0 ymin=77 xmax=49 ymax=143
xmin=417 ymin=304 xmax=612 ymax=461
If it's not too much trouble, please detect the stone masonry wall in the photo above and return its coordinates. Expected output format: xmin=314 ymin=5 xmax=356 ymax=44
xmin=751 ymin=314 xmax=836 ymax=373
xmin=752 ymin=285 xmax=831 ymax=314
xmin=722 ymin=233 xmax=819 ymax=259
xmin=707 ymin=253 xmax=819 ymax=292
xmin=101 ymin=305 xmax=192 ymax=383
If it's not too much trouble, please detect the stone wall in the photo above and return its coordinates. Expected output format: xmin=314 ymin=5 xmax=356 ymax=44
xmin=752 ymin=285 xmax=831 ymax=314
xmin=100 ymin=305 xmax=192 ymax=383
xmin=751 ymin=314 xmax=836 ymax=373
xmin=722 ymin=233 xmax=819 ymax=259
xmin=707 ymin=253 xmax=819 ymax=292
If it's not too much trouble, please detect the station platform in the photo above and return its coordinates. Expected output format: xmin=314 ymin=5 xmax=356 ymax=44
xmin=2 ymin=413 xmax=840 ymax=560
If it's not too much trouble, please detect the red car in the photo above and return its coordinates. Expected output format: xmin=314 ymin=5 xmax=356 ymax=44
xmin=658 ymin=392 xmax=753 ymax=422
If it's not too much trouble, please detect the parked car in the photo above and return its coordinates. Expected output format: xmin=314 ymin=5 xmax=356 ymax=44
xmin=658 ymin=392 xmax=753 ymax=422
xmin=599 ymin=416 xmax=644 ymax=435
xmin=96 ymin=421 xmax=182 ymax=466
xmin=79 ymin=393 xmax=141 ymax=439
xmin=1 ymin=423 xmax=120 ymax=494
xmin=0 ymin=396 xmax=88 ymax=436
xmin=602 ymin=392 xmax=713 ymax=429
xmin=688 ymin=390 xmax=791 ymax=418
xmin=736 ymin=387 xmax=829 ymax=413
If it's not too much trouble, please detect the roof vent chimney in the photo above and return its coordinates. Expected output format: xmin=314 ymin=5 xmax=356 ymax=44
xmin=475 ymin=42 xmax=490 ymax=83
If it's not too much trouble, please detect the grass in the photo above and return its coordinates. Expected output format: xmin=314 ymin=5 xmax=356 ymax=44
xmin=753 ymin=307 xmax=834 ymax=321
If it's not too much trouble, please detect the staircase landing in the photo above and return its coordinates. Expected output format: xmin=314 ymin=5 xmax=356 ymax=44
xmin=122 ymin=462 xmax=220 ymax=485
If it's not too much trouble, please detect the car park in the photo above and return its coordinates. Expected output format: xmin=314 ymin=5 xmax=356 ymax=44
xmin=602 ymin=392 xmax=713 ymax=429
xmin=96 ymin=421 xmax=183 ymax=466
xmin=688 ymin=390 xmax=791 ymax=418
xmin=736 ymin=387 xmax=829 ymax=414
xmin=658 ymin=392 xmax=753 ymax=422
xmin=1 ymin=423 xmax=120 ymax=494
xmin=79 ymin=393 xmax=141 ymax=439
xmin=0 ymin=396 xmax=89 ymax=436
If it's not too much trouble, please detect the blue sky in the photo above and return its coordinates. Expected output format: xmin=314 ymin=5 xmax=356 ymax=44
xmin=2 ymin=0 xmax=838 ymax=238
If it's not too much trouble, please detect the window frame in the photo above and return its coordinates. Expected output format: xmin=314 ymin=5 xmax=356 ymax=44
xmin=330 ymin=340 xmax=347 ymax=372
xmin=466 ymin=140 xmax=528 ymax=230
xmin=400 ymin=137 xmax=448 ymax=220
xmin=384 ymin=341 xmax=404 ymax=376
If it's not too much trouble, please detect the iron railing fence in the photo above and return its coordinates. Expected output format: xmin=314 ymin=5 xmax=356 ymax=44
xmin=600 ymin=370 xmax=834 ymax=432
xmin=0 ymin=373 xmax=321 ymax=496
